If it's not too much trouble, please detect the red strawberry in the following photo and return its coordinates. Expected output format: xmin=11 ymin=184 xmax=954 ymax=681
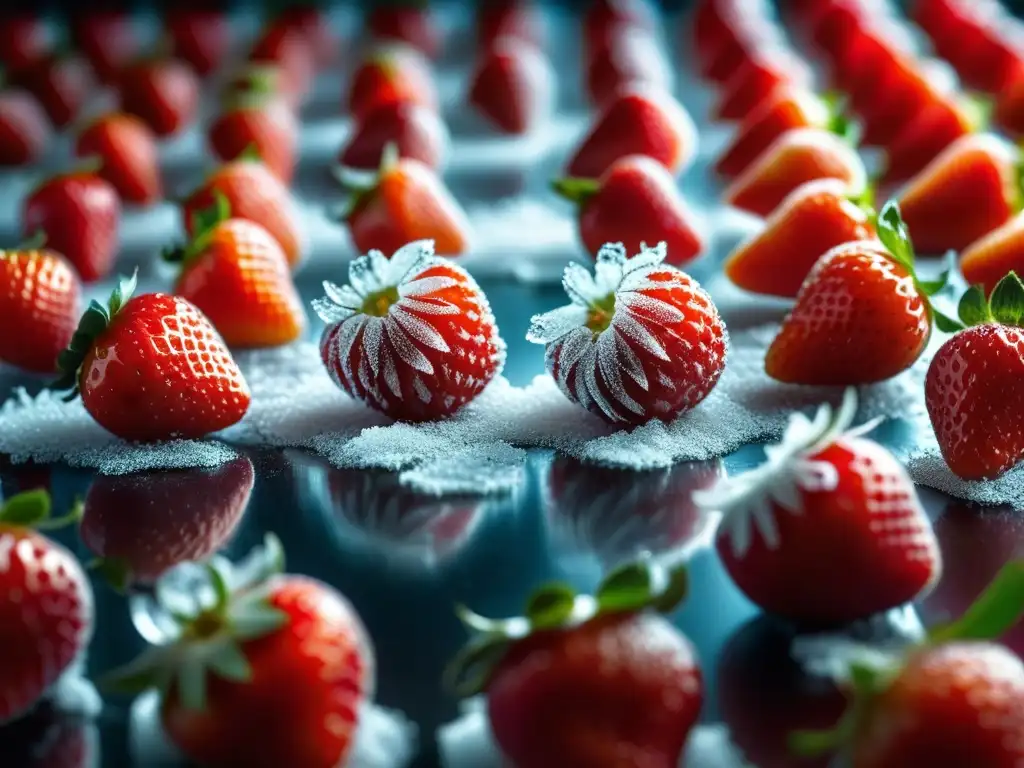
xmin=181 ymin=159 xmax=304 ymax=270
xmin=478 ymin=1 xmax=544 ymax=49
xmin=347 ymin=43 xmax=438 ymax=123
xmin=713 ymin=47 xmax=813 ymax=123
xmin=0 ymin=490 xmax=93 ymax=724
xmin=565 ymin=84 xmax=697 ymax=178
xmin=0 ymin=89 xmax=50 ymax=167
xmin=446 ymin=559 xmax=701 ymax=768
xmin=693 ymin=388 xmax=942 ymax=625
xmin=0 ymin=247 xmax=80 ymax=373
xmin=22 ymin=166 xmax=121 ymax=284
xmin=367 ymin=4 xmax=442 ymax=58
xmin=10 ymin=54 xmax=92 ymax=130
xmin=339 ymin=99 xmax=448 ymax=171
xmin=961 ymin=212 xmax=1024 ymax=296
xmin=805 ymin=0 xmax=872 ymax=55
xmin=699 ymin=15 xmax=775 ymax=85
xmin=584 ymin=0 xmax=656 ymax=58
xmin=341 ymin=150 xmax=472 ymax=257
xmin=766 ymin=201 xmax=953 ymax=385
xmin=80 ymin=457 xmax=254 ymax=588
xmin=74 ymin=113 xmax=162 ymax=206
xmin=52 ymin=274 xmax=250 ymax=442
xmin=167 ymin=200 xmax=306 ymax=349
xmin=925 ymin=272 xmax=1024 ymax=480
xmin=725 ymin=178 xmax=875 ymax=299
xmin=118 ymin=57 xmax=200 ymax=138
xmin=166 ymin=9 xmax=230 ymax=76
xmin=273 ymin=5 xmax=336 ymax=70
xmin=994 ymin=70 xmax=1024 ymax=138
xmin=584 ymin=23 xmax=671 ymax=110
xmin=248 ymin=21 xmax=314 ymax=105
xmin=71 ymin=10 xmax=137 ymax=84
xmin=527 ymin=242 xmax=727 ymax=425
xmin=552 ymin=154 xmax=704 ymax=266
xmin=724 ymin=126 xmax=867 ymax=218
xmin=856 ymin=56 xmax=949 ymax=149
xmin=947 ymin=16 xmax=1023 ymax=94
xmin=469 ymin=36 xmax=554 ymax=134
xmin=691 ymin=0 xmax=747 ymax=75
xmin=897 ymin=132 xmax=1018 ymax=256
xmin=208 ymin=91 xmax=298 ymax=185
xmin=315 ymin=239 xmax=505 ymax=422
xmin=0 ymin=14 xmax=49 ymax=75
xmin=103 ymin=536 xmax=374 ymax=768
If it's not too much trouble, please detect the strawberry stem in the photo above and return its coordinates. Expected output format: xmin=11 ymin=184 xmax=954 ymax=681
xmin=551 ymin=177 xmax=600 ymax=205
xmin=17 ymin=229 xmax=48 ymax=251
xmin=928 ymin=559 xmax=1024 ymax=644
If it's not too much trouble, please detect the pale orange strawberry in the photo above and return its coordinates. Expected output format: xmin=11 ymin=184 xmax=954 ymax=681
xmin=960 ymin=211 xmax=1024 ymax=295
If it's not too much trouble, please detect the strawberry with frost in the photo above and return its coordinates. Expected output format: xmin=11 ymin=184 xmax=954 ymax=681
xmin=693 ymin=388 xmax=942 ymax=626
xmin=314 ymin=239 xmax=505 ymax=423
xmin=527 ymin=242 xmax=727 ymax=427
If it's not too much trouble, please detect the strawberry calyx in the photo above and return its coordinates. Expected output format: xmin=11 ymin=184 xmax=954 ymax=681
xmin=51 ymin=270 xmax=138 ymax=400
xmin=0 ymin=489 xmax=83 ymax=531
xmin=551 ymin=177 xmax=600 ymax=207
xmin=162 ymin=190 xmax=231 ymax=266
xmin=445 ymin=556 xmax=688 ymax=698
xmin=961 ymin=92 xmax=993 ymax=134
xmin=100 ymin=534 xmax=290 ymax=712
xmin=946 ymin=270 xmax=1024 ymax=332
xmin=17 ymin=229 xmax=48 ymax=251
xmin=821 ymin=91 xmax=860 ymax=146
xmin=223 ymin=63 xmax=282 ymax=104
xmin=333 ymin=142 xmax=400 ymax=220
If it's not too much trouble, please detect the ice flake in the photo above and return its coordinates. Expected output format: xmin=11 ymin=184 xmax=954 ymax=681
xmin=526 ymin=304 xmax=589 ymax=345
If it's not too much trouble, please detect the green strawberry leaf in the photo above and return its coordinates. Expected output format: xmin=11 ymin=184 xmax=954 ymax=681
xmin=176 ymin=657 xmax=208 ymax=711
xmin=916 ymin=268 xmax=951 ymax=297
xmin=988 ymin=271 xmax=1024 ymax=327
xmin=525 ymin=583 xmax=577 ymax=629
xmin=875 ymin=201 xmax=915 ymax=274
xmin=0 ymin=489 xmax=51 ymax=527
xmin=651 ymin=564 xmax=689 ymax=613
xmin=933 ymin=308 xmax=966 ymax=333
xmin=957 ymin=284 xmax=993 ymax=327
xmin=444 ymin=634 xmax=512 ymax=698
xmin=109 ymin=271 xmax=138 ymax=317
xmin=190 ymin=190 xmax=232 ymax=236
xmin=962 ymin=92 xmax=993 ymax=133
xmin=229 ymin=599 xmax=290 ymax=641
xmin=239 ymin=142 xmax=263 ymax=163
xmin=207 ymin=641 xmax=252 ymax=683
xmin=928 ymin=559 xmax=1024 ymax=644
xmin=89 ymin=556 xmax=134 ymax=594
xmin=596 ymin=560 xmax=654 ymax=613
xmin=551 ymin=177 xmax=601 ymax=205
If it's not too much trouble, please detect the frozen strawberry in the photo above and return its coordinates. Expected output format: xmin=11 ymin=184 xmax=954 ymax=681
xmin=566 ymin=84 xmax=698 ymax=178
xmin=897 ymin=132 xmax=1018 ymax=255
xmin=765 ymin=202 xmax=954 ymax=385
xmin=694 ymin=388 xmax=941 ymax=625
xmin=0 ymin=247 xmax=80 ymax=373
xmin=527 ymin=242 xmax=726 ymax=425
xmin=584 ymin=23 xmax=671 ymax=110
xmin=552 ymin=154 xmax=704 ymax=266
xmin=478 ymin=1 xmax=543 ymax=49
xmin=341 ymin=149 xmax=471 ymax=257
xmin=339 ymin=99 xmax=448 ymax=171
xmin=446 ymin=559 xmax=701 ymax=768
xmin=0 ymin=89 xmax=50 ymax=166
xmin=118 ymin=56 xmax=200 ymax=137
xmin=104 ymin=536 xmax=374 ymax=768
xmin=166 ymin=9 xmax=230 ymax=76
xmin=0 ymin=13 xmax=49 ymax=75
xmin=81 ymin=458 xmax=253 ymax=589
xmin=208 ymin=90 xmax=298 ymax=184
xmin=961 ymin=212 xmax=1024 ymax=295
xmin=367 ymin=4 xmax=442 ymax=58
xmin=74 ymin=113 xmax=162 ymax=206
xmin=167 ymin=199 xmax=306 ymax=349
xmin=52 ymin=273 xmax=250 ymax=442
xmin=725 ymin=178 xmax=874 ymax=298
xmin=248 ymin=21 xmax=314 ymax=105
xmin=274 ymin=5 xmax=336 ymax=70
xmin=71 ymin=10 xmax=137 ymax=83
xmin=713 ymin=47 xmax=813 ymax=123
xmin=925 ymin=272 xmax=1024 ymax=480
xmin=0 ymin=490 xmax=93 ymax=723
xmin=724 ymin=126 xmax=867 ymax=218
xmin=314 ymin=239 xmax=504 ymax=422
xmin=715 ymin=87 xmax=833 ymax=180
xmin=22 ymin=165 xmax=120 ymax=284
xmin=182 ymin=159 xmax=304 ymax=270
xmin=11 ymin=53 xmax=92 ymax=130
xmin=469 ymin=35 xmax=554 ymax=134
xmin=347 ymin=43 xmax=438 ymax=123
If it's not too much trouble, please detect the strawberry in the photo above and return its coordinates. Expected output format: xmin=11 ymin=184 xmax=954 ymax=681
xmin=10 ymin=53 xmax=92 ymax=130
xmin=584 ymin=23 xmax=671 ymax=110
xmin=897 ymin=132 xmax=1018 ymax=256
xmin=583 ymin=0 xmax=656 ymax=58
xmin=693 ymin=388 xmax=942 ymax=625
xmin=22 ymin=165 xmax=120 ymax=284
xmin=478 ymin=1 xmax=543 ymax=49
xmin=118 ymin=56 xmax=200 ymax=138
xmin=804 ymin=0 xmax=871 ymax=55
xmin=994 ymin=70 xmax=1024 ymax=139
xmin=367 ymin=4 xmax=442 ymax=58
xmin=828 ymin=22 xmax=906 ymax=95
xmin=713 ymin=47 xmax=813 ymax=123
xmin=103 ymin=536 xmax=374 ymax=768
xmin=273 ymin=5 xmax=336 ymax=70
xmin=469 ymin=35 xmax=554 ymax=134
xmin=552 ymin=154 xmax=704 ymax=266
xmin=0 ymin=13 xmax=49 ymax=75
xmin=446 ymin=559 xmax=701 ymax=768
xmin=208 ymin=90 xmax=298 ymax=185
xmin=80 ymin=457 xmax=254 ymax=589
xmin=946 ymin=16 xmax=1023 ymax=94
xmin=856 ymin=56 xmax=949 ymax=149
xmin=71 ymin=10 xmax=137 ymax=84
xmin=52 ymin=273 xmax=250 ymax=442
xmin=699 ymin=13 xmax=777 ymax=85
xmin=166 ymin=9 xmax=230 ymax=76
xmin=725 ymin=178 xmax=875 ymax=299
xmin=314 ymin=239 xmax=505 ymax=422
xmin=925 ymin=272 xmax=1024 ymax=480
xmin=249 ymin=19 xmax=315 ymax=101
xmin=347 ymin=43 xmax=438 ymax=123
xmin=0 ymin=247 xmax=80 ymax=374
xmin=0 ymin=89 xmax=50 ymax=167
xmin=340 ymin=149 xmax=472 ymax=257
xmin=167 ymin=197 xmax=306 ymax=349
xmin=565 ymin=84 xmax=698 ymax=179
xmin=74 ymin=113 xmax=162 ymax=206
xmin=527 ymin=242 xmax=727 ymax=425
xmin=961 ymin=212 xmax=1024 ymax=296
xmin=0 ymin=490 xmax=93 ymax=724
xmin=724 ymin=126 xmax=867 ymax=218
xmin=691 ymin=0 xmax=746 ymax=75
xmin=339 ymin=99 xmax=448 ymax=171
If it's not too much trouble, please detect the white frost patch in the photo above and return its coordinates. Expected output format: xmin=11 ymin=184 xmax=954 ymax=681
xmin=906 ymin=432 xmax=1024 ymax=507
xmin=398 ymin=443 xmax=527 ymax=496
xmin=347 ymin=702 xmax=417 ymax=768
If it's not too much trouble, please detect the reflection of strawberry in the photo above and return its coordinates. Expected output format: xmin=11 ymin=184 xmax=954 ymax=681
xmin=0 ymin=701 xmax=96 ymax=768
xmin=118 ymin=57 xmax=200 ymax=138
xmin=469 ymin=36 xmax=553 ymax=134
xmin=367 ymin=5 xmax=441 ymax=58
xmin=340 ymin=99 xmax=448 ymax=171
xmin=209 ymin=91 xmax=298 ymax=185
xmin=80 ymin=457 xmax=254 ymax=588
xmin=166 ymin=9 xmax=230 ymax=76
xmin=74 ymin=113 xmax=162 ymax=206
xmin=347 ymin=44 xmax=437 ymax=123
xmin=584 ymin=24 xmax=669 ymax=110
xmin=0 ymin=89 xmax=50 ymax=167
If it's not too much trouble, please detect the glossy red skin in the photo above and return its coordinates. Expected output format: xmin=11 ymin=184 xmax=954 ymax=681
xmin=71 ymin=11 xmax=137 ymax=83
xmin=80 ymin=457 xmax=253 ymax=586
xmin=367 ymin=7 xmax=441 ymax=58
xmin=566 ymin=85 xmax=696 ymax=178
xmin=78 ymin=293 xmax=250 ymax=441
xmin=716 ymin=437 xmax=940 ymax=625
xmin=470 ymin=37 xmax=552 ymax=134
xmin=347 ymin=48 xmax=438 ymax=123
xmin=162 ymin=577 xmax=372 ymax=768
xmin=700 ymin=22 xmax=761 ymax=84
xmin=478 ymin=2 xmax=543 ymax=49
xmin=830 ymin=24 xmax=904 ymax=95
xmin=857 ymin=58 xmax=944 ymax=148
xmin=953 ymin=19 xmax=1024 ymax=94
xmin=714 ymin=48 xmax=811 ymax=122
xmin=0 ymin=15 xmax=49 ymax=74
xmin=248 ymin=23 xmax=314 ymax=104
xmin=167 ymin=10 xmax=230 ymax=76
xmin=0 ymin=90 xmax=50 ymax=167
xmin=880 ymin=96 xmax=974 ymax=187
xmin=960 ymin=212 xmax=1024 ymax=298
xmin=119 ymin=59 xmax=200 ymax=137
xmin=0 ymin=249 xmax=80 ymax=374
xmin=583 ymin=0 xmax=655 ymax=61
xmin=911 ymin=0 xmax=967 ymax=46
xmin=994 ymin=70 xmax=1024 ymax=138
xmin=692 ymin=0 xmax=750 ymax=76
xmin=806 ymin=0 xmax=870 ymax=56
xmin=487 ymin=612 xmax=702 ymax=768
xmin=208 ymin=100 xmax=298 ymax=184
xmin=10 ymin=54 xmax=91 ymax=129
xmin=75 ymin=114 xmax=162 ymax=206
xmin=585 ymin=24 xmax=668 ymax=109
xmin=23 ymin=171 xmax=121 ymax=284
xmin=0 ymin=525 xmax=92 ymax=723
xmin=572 ymin=154 xmax=704 ymax=266
xmin=275 ymin=6 xmax=336 ymax=70
xmin=340 ymin=100 xmax=448 ymax=171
